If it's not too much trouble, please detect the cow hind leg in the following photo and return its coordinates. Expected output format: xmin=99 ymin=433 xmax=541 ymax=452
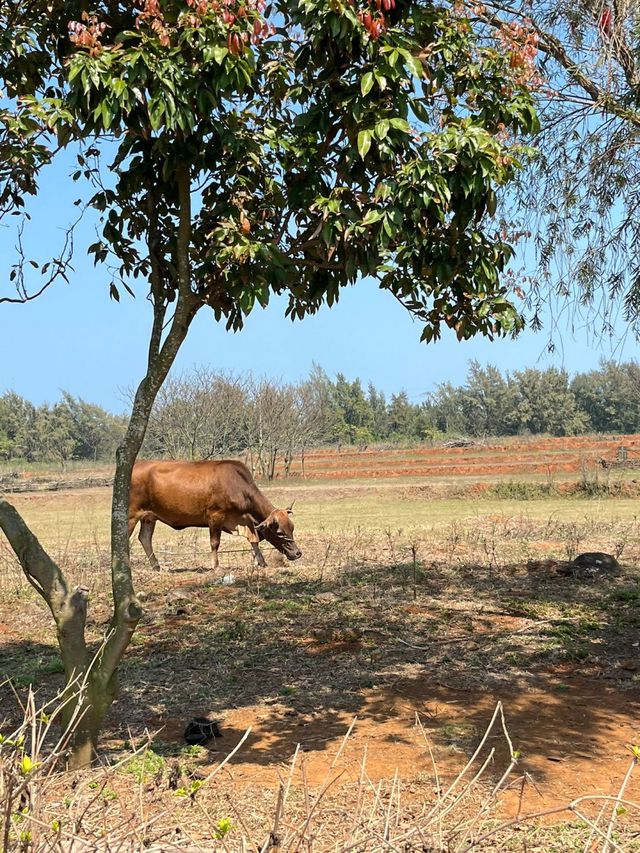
xmin=138 ymin=519 xmax=161 ymax=571
xmin=209 ymin=526 xmax=221 ymax=571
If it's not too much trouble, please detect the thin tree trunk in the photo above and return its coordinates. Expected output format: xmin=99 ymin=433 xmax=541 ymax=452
xmin=0 ymin=163 xmax=199 ymax=767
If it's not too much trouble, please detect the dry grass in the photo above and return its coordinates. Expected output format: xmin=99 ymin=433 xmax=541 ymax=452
xmin=2 ymin=687 xmax=640 ymax=851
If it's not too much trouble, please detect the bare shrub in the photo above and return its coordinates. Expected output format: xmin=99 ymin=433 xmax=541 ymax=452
xmin=2 ymin=691 xmax=639 ymax=851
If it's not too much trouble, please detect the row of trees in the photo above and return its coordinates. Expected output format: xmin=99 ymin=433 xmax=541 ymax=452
xmin=430 ymin=361 xmax=640 ymax=437
xmin=145 ymin=361 xmax=640 ymax=464
xmin=0 ymin=392 xmax=125 ymax=465
xmin=142 ymin=365 xmax=430 ymax=475
xmin=4 ymin=360 xmax=638 ymax=471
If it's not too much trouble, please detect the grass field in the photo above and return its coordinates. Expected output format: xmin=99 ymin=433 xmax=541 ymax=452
xmin=2 ymin=437 xmax=640 ymax=850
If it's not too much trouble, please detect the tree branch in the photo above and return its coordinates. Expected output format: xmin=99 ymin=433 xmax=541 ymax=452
xmin=146 ymin=180 xmax=167 ymax=361
xmin=609 ymin=0 xmax=638 ymax=89
xmin=0 ymin=208 xmax=85 ymax=304
xmin=481 ymin=2 xmax=640 ymax=129
xmin=0 ymin=498 xmax=89 ymax=675
xmin=99 ymin=156 xmax=197 ymax=689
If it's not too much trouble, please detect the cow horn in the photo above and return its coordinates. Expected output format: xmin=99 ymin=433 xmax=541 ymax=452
xmin=286 ymin=500 xmax=295 ymax=514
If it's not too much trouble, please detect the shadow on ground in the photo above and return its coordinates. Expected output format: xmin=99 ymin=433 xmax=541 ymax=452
xmin=1 ymin=552 xmax=639 ymax=795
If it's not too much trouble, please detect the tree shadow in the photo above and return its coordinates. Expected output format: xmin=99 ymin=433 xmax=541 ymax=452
xmin=110 ymin=558 xmax=640 ymax=784
xmin=1 ymin=556 xmax=639 ymax=791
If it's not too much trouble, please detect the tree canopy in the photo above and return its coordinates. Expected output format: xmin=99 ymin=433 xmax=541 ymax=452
xmin=3 ymin=0 xmax=538 ymax=340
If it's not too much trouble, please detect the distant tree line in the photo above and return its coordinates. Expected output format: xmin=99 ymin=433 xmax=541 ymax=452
xmin=143 ymin=361 xmax=640 ymax=478
xmin=428 ymin=361 xmax=640 ymax=438
xmin=2 ymin=361 xmax=640 ymax=472
xmin=0 ymin=391 xmax=126 ymax=467
xmin=141 ymin=365 xmax=440 ymax=479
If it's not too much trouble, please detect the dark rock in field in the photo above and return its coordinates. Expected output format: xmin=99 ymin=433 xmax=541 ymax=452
xmin=573 ymin=552 xmax=619 ymax=571
xmin=184 ymin=717 xmax=222 ymax=746
xmin=556 ymin=552 xmax=620 ymax=580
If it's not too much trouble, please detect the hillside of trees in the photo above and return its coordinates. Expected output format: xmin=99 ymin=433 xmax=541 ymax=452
xmin=1 ymin=361 xmax=639 ymax=474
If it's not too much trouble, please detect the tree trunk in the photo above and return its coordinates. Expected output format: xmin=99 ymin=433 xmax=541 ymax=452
xmin=63 ymin=676 xmax=115 ymax=769
xmin=0 ymin=165 xmax=198 ymax=767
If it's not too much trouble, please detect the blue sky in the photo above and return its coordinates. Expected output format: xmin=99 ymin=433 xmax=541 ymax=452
xmin=1 ymin=150 xmax=637 ymax=413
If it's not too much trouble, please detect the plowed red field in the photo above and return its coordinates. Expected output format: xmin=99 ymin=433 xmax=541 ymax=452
xmin=283 ymin=434 xmax=640 ymax=480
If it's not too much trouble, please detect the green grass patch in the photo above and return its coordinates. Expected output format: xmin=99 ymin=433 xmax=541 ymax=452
xmin=122 ymin=749 xmax=167 ymax=783
xmin=489 ymin=481 xmax=558 ymax=500
xmin=7 ymin=654 xmax=65 ymax=690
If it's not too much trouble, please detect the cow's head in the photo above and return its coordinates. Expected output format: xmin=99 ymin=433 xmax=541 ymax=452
xmin=255 ymin=507 xmax=302 ymax=561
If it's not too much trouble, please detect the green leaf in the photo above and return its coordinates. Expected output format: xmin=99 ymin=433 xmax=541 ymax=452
xmin=100 ymin=100 xmax=115 ymax=129
xmin=374 ymin=71 xmax=387 ymax=91
xmin=389 ymin=118 xmax=410 ymax=132
xmin=361 ymin=72 xmax=374 ymax=97
xmin=362 ymin=209 xmax=383 ymax=225
xmin=21 ymin=755 xmax=35 ymax=774
xmin=357 ymin=130 xmax=372 ymax=160
xmin=405 ymin=53 xmax=424 ymax=79
xmin=212 ymin=45 xmax=229 ymax=65
xmin=375 ymin=119 xmax=390 ymax=140
xmin=411 ymin=99 xmax=430 ymax=123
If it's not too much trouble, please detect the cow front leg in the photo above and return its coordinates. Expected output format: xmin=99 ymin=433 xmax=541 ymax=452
xmin=138 ymin=519 xmax=161 ymax=571
xmin=209 ymin=526 xmax=221 ymax=571
xmin=244 ymin=527 xmax=267 ymax=567
xmin=250 ymin=541 xmax=267 ymax=568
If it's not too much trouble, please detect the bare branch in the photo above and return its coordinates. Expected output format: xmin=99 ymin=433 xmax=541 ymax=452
xmin=0 ymin=206 xmax=87 ymax=305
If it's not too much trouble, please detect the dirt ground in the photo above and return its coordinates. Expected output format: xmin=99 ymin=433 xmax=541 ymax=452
xmin=3 ymin=445 xmax=640 ymax=847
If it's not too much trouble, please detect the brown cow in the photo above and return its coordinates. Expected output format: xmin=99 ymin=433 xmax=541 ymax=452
xmin=128 ymin=459 xmax=302 ymax=571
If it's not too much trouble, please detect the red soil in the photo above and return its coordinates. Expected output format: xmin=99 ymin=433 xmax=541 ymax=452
xmin=281 ymin=435 xmax=640 ymax=480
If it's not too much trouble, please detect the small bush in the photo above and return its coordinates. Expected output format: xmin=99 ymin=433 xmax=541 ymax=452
xmin=489 ymin=481 xmax=557 ymax=500
xmin=122 ymin=749 xmax=166 ymax=783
